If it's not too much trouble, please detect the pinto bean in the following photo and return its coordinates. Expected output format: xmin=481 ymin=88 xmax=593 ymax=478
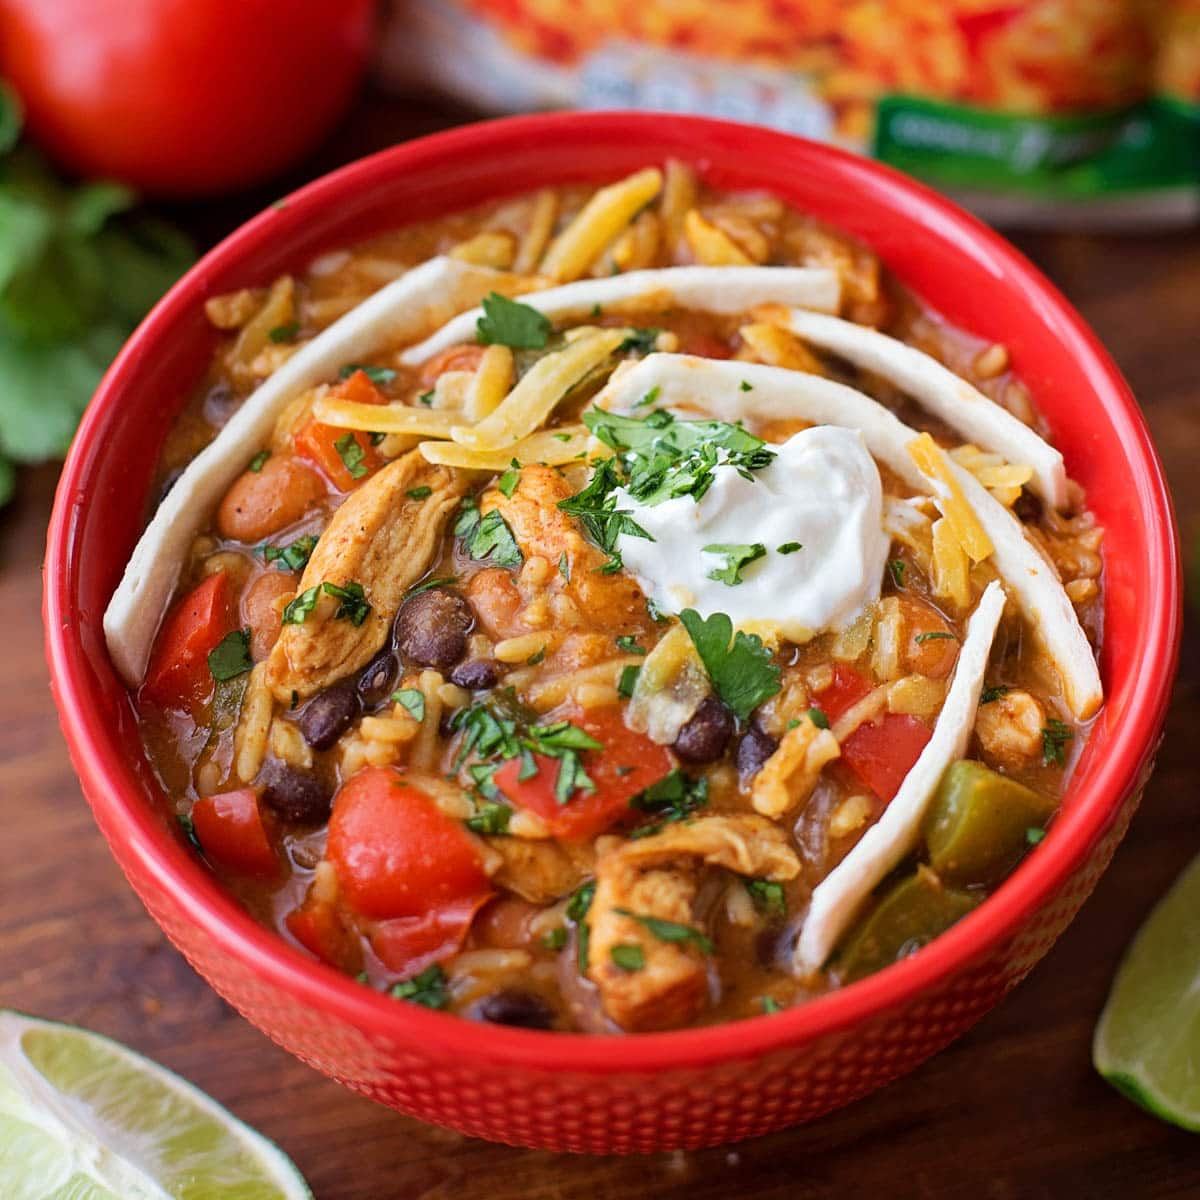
xmin=476 ymin=990 xmax=555 ymax=1030
xmin=217 ymin=455 xmax=326 ymax=543
xmin=899 ymin=597 xmax=959 ymax=680
xmin=242 ymin=570 xmax=297 ymax=660
xmin=295 ymin=686 xmax=360 ymax=751
xmin=258 ymin=758 xmax=331 ymax=824
xmin=736 ymin=724 xmax=777 ymax=784
xmin=673 ymin=696 xmax=734 ymax=764
xmin=396 ymin=588 xmax=472 ymax=670
xmin=357 ymin=647 xmax=398 ymax=707
xmin=449 ymin=658 xmax=500 ymax=691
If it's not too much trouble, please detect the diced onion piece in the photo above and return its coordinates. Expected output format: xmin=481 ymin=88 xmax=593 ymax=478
xmin=418 ymin=426 xmax=589 ymax=470
xmin=627 ymin=625 xmax=709 ymax=745
xmin=684 ymin=209 xmax=753 ymax=265
xmin=796 ymin=580 xmax=1007 ymax=973
xmin=931 ymin=516 xmax=972 ymax=610
xmin=310 ymin=396 xmax=463 ymax=438
xmin=450 ymin=328 xmax=628 ymax=451
xmin=540 ymin=167 xmax=663 ymax=281
xmin=908 ymin=433 xmax=994 ymax=565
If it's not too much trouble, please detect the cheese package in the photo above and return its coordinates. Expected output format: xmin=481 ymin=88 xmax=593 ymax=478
xmin=378 ymin=0 xmax=1200 ymax=228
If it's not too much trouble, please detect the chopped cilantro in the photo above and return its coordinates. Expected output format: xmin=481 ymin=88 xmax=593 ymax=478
xmin=261 ymin=534 xmax=318 ymax=573
xmin=406 ymin=485 xmax=432 ymax=500
xmin=268 ymin=321 xmax=299 ymax=343
xmin=542 ymin=926 xmax=567 ymax=951
xmin=777 ymin=541 xmax=803 ymax=555
xmin=629 ymin=769 xmax=708 ymax=837
xmin=614 ymin=908 xmax=714 ymax=954
xmin=417 ymin=389 xmax=434 ymax=406
xmin=678 ymin=608 xmax=781 ymax=721
xmin=745 ymin=878 xmax=787 ymax=920
xmin=526 ymin=646 xmax=546 ymax=666
xmin=761 ymin=996 xmax=782 ymax=1015
xmin=207 ymin=628 xmax=252 ymax=682
xmin=980 ymin=685 xmax=1010 ymax=705
xmin=392 ymin=688 xmax=425 ymax=722
xmin=323 ymin=580 xmax=370 ymax=626
xmin=617 ymin=328 xmax=659 ymax=355
xmin=248 ymin=449 xmax=270 ymax=473
xmin=333 ymin=432 xmax=368 ymax=480
xmin=610 ymin=944 xmax=645 ymax=972
xmin=281 ymin=585 xmax=320 ymax=625
xmin=369 ymin=431 xmax=386 ymax=446
xmin=914 ymin=631 xmax=957 ymax=644
xmin=405 ymin=574 xmax=457 ymax=597
xmin=617 ymin=664 xmax=641 ymax=699
xmin=177 ymin=812 xmax=202 ymax=852
xmin=475 ymin=292 xmax=552 ymax=349
xmin=466 ymin=801 xmax=512 ymax=835
xmin=590 ymin=303 xmax=603 ymax=317
xmin=1042 ymin=719 xmax=1073 ymax=767
xmin=390 ymin=964 xmax=448 ymax=1009
xmin=557 ymin=458 xmax=652 ymax=573
xmin=338 ymin=363 xmax=397 ymax=385
xmin=740 ymin=380 xmax=753 ymax=392
xmin=888 ymin=558 xmax=906 ymax=587
xmin=634 ymin=384 xmax=661 ymax=409
xmin=497 ymin=460 xmax=521 ymax=499
xmin=568 ymin=880 xmax=596 ymax=972
xmin=558 ymin=551 xmax=570 ymax=582
xmin=807 ymin=706 xmax=829 ymax=730
xmin=455 ymin=496 xmax=523 ymax=568
xmin=1026 ymin=826 xmax=1046 ymax=846
xmin=704 ymin=542 xmax=766 ymax=586
xmin=616 ymin=634 xmax=645 ymax=656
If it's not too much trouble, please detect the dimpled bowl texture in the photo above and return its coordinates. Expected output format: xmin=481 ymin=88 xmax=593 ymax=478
xmin=44 ymin=113 xmax=1180 ymax=1153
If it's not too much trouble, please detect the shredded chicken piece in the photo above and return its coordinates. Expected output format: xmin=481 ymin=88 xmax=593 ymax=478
xmin=480 ymin=465 xmax=647 ymax=637
xmin=587 ymin=816 xmax=799 ymax=1031
xmin=751 ymin=715 xmax=842 ymax=818
xmin=974 ymin=689 xmax=1046 ymax=769
xmin=487 ymin=838 xmax=588 ymax=904
xmin=266 ymin=451 xmax=468 ymax=701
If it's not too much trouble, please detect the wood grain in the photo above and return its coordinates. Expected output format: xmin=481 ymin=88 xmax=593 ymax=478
xmin=4 ymin=97 xmax=1200 ymax=1198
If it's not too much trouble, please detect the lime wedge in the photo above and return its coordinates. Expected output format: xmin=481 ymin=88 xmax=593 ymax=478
xmin=0 ymin=1010 xmax=311 ymax=1199
xmin=1094 ymin=854 xmax=1200 ymax=1131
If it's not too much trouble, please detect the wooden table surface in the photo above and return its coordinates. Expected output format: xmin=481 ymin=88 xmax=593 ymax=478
xmin=4 ymin=97 xmax=1200 ymax=1198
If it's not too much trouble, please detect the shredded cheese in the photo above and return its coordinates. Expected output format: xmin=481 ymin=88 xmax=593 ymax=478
xmin=907 ymin=433 xmax=994 ymax=565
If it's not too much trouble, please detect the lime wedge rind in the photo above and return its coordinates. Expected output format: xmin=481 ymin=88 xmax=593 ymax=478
xmin=0 ymin=1010 xmax=312 ymax=1200
xmin=1093 ymin=854 xmax=1200 ymax=1133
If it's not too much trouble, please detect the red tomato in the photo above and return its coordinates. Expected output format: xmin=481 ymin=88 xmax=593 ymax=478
xmin=286 ymin=902 xmax=359 ymax=974
xmin=139 ymin=572 xmax=236 ymax=714
xmin=814 ymin=663 xmax=874 ymax=723
xmin=493 ymin=706 xmax=674 ymax=841
xmin=371 ymin=893 xmax=494 ymax=978
xmin=327 ymin=768 xmax=492 ymax=922
xmin=840 ymin=714 xmax=933 ymax=803
xmin=679 ymin=331 xmax=733 ymax=359
xmin=0 ymin=0 xmax=373 ymax=196
xmin=294 ymin=370 xmax=386 ymax=492
xmin=191 ymin=789 xmax=277 ymax=877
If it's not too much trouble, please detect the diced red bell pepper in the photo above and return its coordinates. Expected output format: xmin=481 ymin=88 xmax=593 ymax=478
xmin=139 ymin=572 xmax=237 ymax=715
xmin=371 ymin=892 xmax=494 ymax=978
xmin=294 ymin=369 xmax=386 ymax=491
xmin=840 ymin=714 xmax=933 ymax=803
xmin=286 ymin=901 xmax=360 ymax=974
xmin=191 ymin=788 xmax=278 ymax=877
xmin=493 ymin=706 xmax=674 ymax=841
xmin=418 ymin=342 xmax=486 ymax=385
xmin=814 ymin=663 xmax=875 ymax=723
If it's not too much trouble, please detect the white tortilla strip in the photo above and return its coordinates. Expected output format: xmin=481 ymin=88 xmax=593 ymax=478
xmin=771 ymin=308 xmax=1067 ymax=508
xmin=399 ymin=266 xmax=841 ymax=367
xmin=104 ymin=255 xmax=508 ymax=687
xmin=794 ymin=580 xmax=1007 ymax=973
xmin=597 ymin=355 xmax=1101 ymax=719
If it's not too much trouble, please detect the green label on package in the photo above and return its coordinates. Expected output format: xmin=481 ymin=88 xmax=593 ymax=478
xmin=874 ymin=95 xmax=1200 ymax=198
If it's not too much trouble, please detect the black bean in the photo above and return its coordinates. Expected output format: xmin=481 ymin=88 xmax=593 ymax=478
xmin=673 ymin=696 xmax=734 ymax=764
xmin=736 ymin=724 xmax=778 ymax=783
xmin=1013 ymin=491 xmax=1043 ymax=524
xmin=258 ymin=758 xmax=331 ymax=824
xmin=357 ymin=647 xmax=398 ymax=707
xmin=476 ymin=990 xmax=555 ymax=1030
xmin=295 ymin=686 xmax=360 ymax=751
xmin=449 ymin=658 xmax=500 ymax=691
xmin=396 ymin=588 xmax=472 ymax=670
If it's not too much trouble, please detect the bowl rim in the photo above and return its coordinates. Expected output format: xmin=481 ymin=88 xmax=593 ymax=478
xmin=44 ymin=111 xmax=1181 ymax=1073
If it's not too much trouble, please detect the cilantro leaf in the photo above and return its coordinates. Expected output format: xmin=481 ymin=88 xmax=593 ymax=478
xmin=496 ymin=461 xmax=521 ymax=498
xmin=617 ymin=664 xmax=641 ymax=698
xmin=614 ymin=908 xmax=714 ymax=954
xmin=392 ymin=688 xmax=425 ymax=723
xmin=455 ymin=496 xmax=523 ymax=567
xmin=390 ymin=964 xmax=448 ymax=1009
xmin=207 ymin=628 xmax=252 ymax=682
xmin=475 ymin=292 xmax=552 ymax=349
xmin=333 ymin=432 xmax=368 ymax=480
xmin=406 ymin=485 xmax=432 ymax=500
xmin=610 ymin=944 xmax=645 ymax=971
xmin=248 ymin=449 xmax=270 ymax=473
xmin=703 ymin=542 xmax=766 ymax=586
xmin=261 ymin=534 xmax=317 ymax=573
xmin=465 ymin=801 xmax=512 ymax=835
xmin=323 ymin=580 xmax=371 ymax=626
xmin=678 ymin=609 xmax=780 ymax=720
xmin=744 ymin=878 xmax=787 ymax=919
xmin=268 ymin=321 xmax=299 ymax=343
xmin=1042 ymin=718 xmax=1074 ymax=767
xmin=629 ymin=769 xmax=708 ymax=837
xmin=557 ymin=457 xmax=652 ymax=573
xmin=980 ymin=685 xmax=1010 ymax=705
xmin=888 ymin=558 xmax=906 ymax=587
xmin=617 ymin=328 xmax=659 ymax=355
xmin=338 ymin=363 xmax=396 ymax=385
xmin=281 ymin=585 xmax=320 ymax=625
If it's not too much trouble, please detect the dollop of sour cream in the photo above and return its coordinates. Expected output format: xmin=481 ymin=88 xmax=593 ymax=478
xmin=614 ymin=425 xmax=888 ymax=642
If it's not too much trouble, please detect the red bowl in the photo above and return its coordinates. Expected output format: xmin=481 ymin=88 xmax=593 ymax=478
xmin=44 ymin=113 xmax=1180 ymax=1153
